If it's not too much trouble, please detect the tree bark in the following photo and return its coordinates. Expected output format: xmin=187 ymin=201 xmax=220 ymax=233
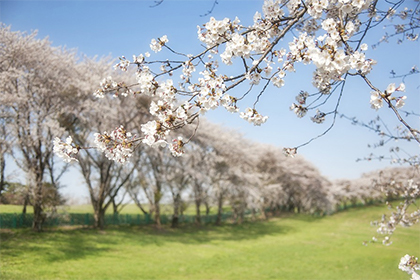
xmin=154 ymin=202 xmax=161 ymax=228
xmin=32 ymin=179 xmax=44 ymax=232
xmin=195 ymin=199 xmax=201 ymax=225
xmin=112 ymin=198 xmax=118 ymax=214
xmin=22 ymin=192 xmax=30 ymax=214
xmin=0 ymin=152 xmax=5 ymax=197
xmin=94 ymin=206 xmax=106 ymax=230
xmin=154 ymin=189 xmax=162 ymax=229
xmin=259 ymin=205 xmax=267 ymax=220
xmin=205 ymin=201 xmax=210 ymax=216
xmin=171 ymin=193 xmax=180 ymax=228
xmin=215 ymin=193 xmax=223 ymax=226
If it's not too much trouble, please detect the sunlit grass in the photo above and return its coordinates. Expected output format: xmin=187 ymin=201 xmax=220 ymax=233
xmin=0 ymin=203 xmax=229 ymax=215
xmin=0 ymin=204 xmax=33 ymax=214
xmin=1 ymin=204 xmax=418 ymax=280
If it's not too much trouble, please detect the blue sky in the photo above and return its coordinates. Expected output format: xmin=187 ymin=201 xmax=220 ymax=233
xmin=2 ymin=0 xmax=419 ymax=199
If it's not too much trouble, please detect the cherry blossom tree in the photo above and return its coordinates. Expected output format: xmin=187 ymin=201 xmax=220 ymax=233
xmin=0 ymin=113 xmax=12 ymax=197
xmin=163 ymin=151 xmax=191 ymax=228
xmin=66 ymin=90 xmax=149 ymax=229
xmin=0 ymin=25 xmax=93 ymax=231
xmin=188 ymin=121 xmax=257 ymax=224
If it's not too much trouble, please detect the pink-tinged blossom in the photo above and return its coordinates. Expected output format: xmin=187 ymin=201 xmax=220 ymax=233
xmin=397 ymin=83 xmax=406 ymax=92
xmin=135 ymin=66 xmax=156 ymax=96
xmin=150 ymin=35 xmax=168 ymax=53
xmin=271 ymin=75 xmax=285 ymax=88
xmin=399 ymin=255 xmax=420 ymax=275
xmin=141 ymin=120 xmax=168 ymax=147
xmin=53 ymin=136 xmax=79 ymax=163
xmin=156 ymin=79 xmax=176 ymax=102
xmin=296 ymin=91 xmax=309 ymax=105
xmin=94 ymin=126 xmax=135 ymax=164
xmin=220 ymin=94 xmax=239 ymax=113
xmin=290 ymin=103 xmax=308 ymax=118
xmin=370 ymin=91 xmax=383 ymax=110
xmin=360 ymin=43 xmax=368 ymax=51
xmin=396 ymin=96 xmax=407 ymax=109
xmin=169 ymin=136 xmax=185 ymax=157
xmin=94 ymin=76 xmax=117 ymax=98
xmin=114 ymin=56 xmax=130 ymax=72
xmin=240 ymin=108 xmax=268 ymax=126
xmin=262 ymin=0 xmax=284 ymax=20
xmin=283 ymin=147 xmax=297 ymax=157
xmin=386 ymin=83 xmax=397 ymax=94
xmin=311 ymin=109 xmax=326 ymax=124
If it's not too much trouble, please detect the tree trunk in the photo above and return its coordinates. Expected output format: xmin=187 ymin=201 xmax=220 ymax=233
xmin=205 ymin=201 xmax=210 ymax=216
xmin=154 ymin=202 xmax=161 ymax=228
xmin=33 ymin=202 xmax=43 ymax=232
xmin=0 ymin=152 xmax=5 ymax=197
xmin=32 ymin=180 xmax=44 ymax=232
xmin=22 ymin=193 xmax=30 ymax=214
xmin=195 ymin=199 xmax=201 ymax=225
xmin=215 ymin=193 xmax=223 ymax=226
xmin=238 ymin=203 xmax=244 ymax=224
xmin=153 ymin=188 xmax=162 ymax=228
xmin=94 ymin=207 xmax=106 ymax=229
xmin=112 ymin=198 xmax=118 ymax=214
xmin=259 ymin=205 xmax=267 ymax=220
xmin=171 ymin=193 xmax=180 ymax=228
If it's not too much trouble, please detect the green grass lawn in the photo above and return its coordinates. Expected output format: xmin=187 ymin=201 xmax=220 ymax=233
xmin=1 ymin=204 xmax=419 ymax=280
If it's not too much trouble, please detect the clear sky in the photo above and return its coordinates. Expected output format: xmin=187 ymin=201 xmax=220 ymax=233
xmin=1 ymin=0 xmax=419 ymax=200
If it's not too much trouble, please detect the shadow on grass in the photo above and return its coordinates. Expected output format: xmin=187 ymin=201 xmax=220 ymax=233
xmin=105 ymin=218 xmax=297 ymax=246
xmin=0 ymin=227 xmax=113 ymax=263
xmin=0 ymin=215 xmax=320 ymax=263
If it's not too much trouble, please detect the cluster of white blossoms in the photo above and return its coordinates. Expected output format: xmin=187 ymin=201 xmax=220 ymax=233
xmin=220 ymin=94 xmax=239 ymax=113
xmin=141 ymin=120 xmax=169 ymax=148
xmin=221 ymin=33 xmax=252 ymax=65
xmin=372 ymin=178 xmax=420 ymax=246
xmin=197 ymin=17 xmax=240 ymax=48
xmin=311 ymin=109 xmax=326 ymax=124
xmin=169 ymin=136 xmax=185 ymax=157
xmin=94 ymin=126 xmax=135 ymax=164
xmin=283 ymin=147 xmax=297 ymax=157
xmin=93 ymin=76 xmax=117 ymax=98
xmin=399 ymin=255 xmax=420 ymax=280
xmin=290 ymin=91 xmax=310 ymax=118
xmin=150 ymin=35 xmax=168 ymax=53
xmin=240 ymin=108 xmax=268 ymax=126
xmin=288 ymin=25 xmax=376 ymax=94
xmin=114 ymin=56 xmax=130 ymax=72
xmin=181 ymin=60 xmax=196 ymax=82
xmin=370 ymin=83 xmax=406 ymax=110
xmin=53 ymin=136 xmax=79 ymax=163
xmin=195 ymin=70 xmax=227 ymax=114
xmin=262 ymin=0 xmax=285 ymax=20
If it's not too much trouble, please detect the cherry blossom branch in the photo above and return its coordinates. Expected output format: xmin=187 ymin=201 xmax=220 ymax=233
xmin=360 ymin=74 xmax=420 ymax=144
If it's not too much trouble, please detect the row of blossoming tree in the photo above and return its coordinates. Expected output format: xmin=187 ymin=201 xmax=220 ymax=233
xmin=1 ymin=23 xmax=415 ymax=232
xmin=0 ymin=24 xmax=341 ymax=230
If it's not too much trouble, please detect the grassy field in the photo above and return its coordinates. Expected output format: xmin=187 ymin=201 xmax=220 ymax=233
xmin=1 ymin=204 xmax=419 ymax=280
xmin=0 ymin=204 xmax=149 ymax=214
